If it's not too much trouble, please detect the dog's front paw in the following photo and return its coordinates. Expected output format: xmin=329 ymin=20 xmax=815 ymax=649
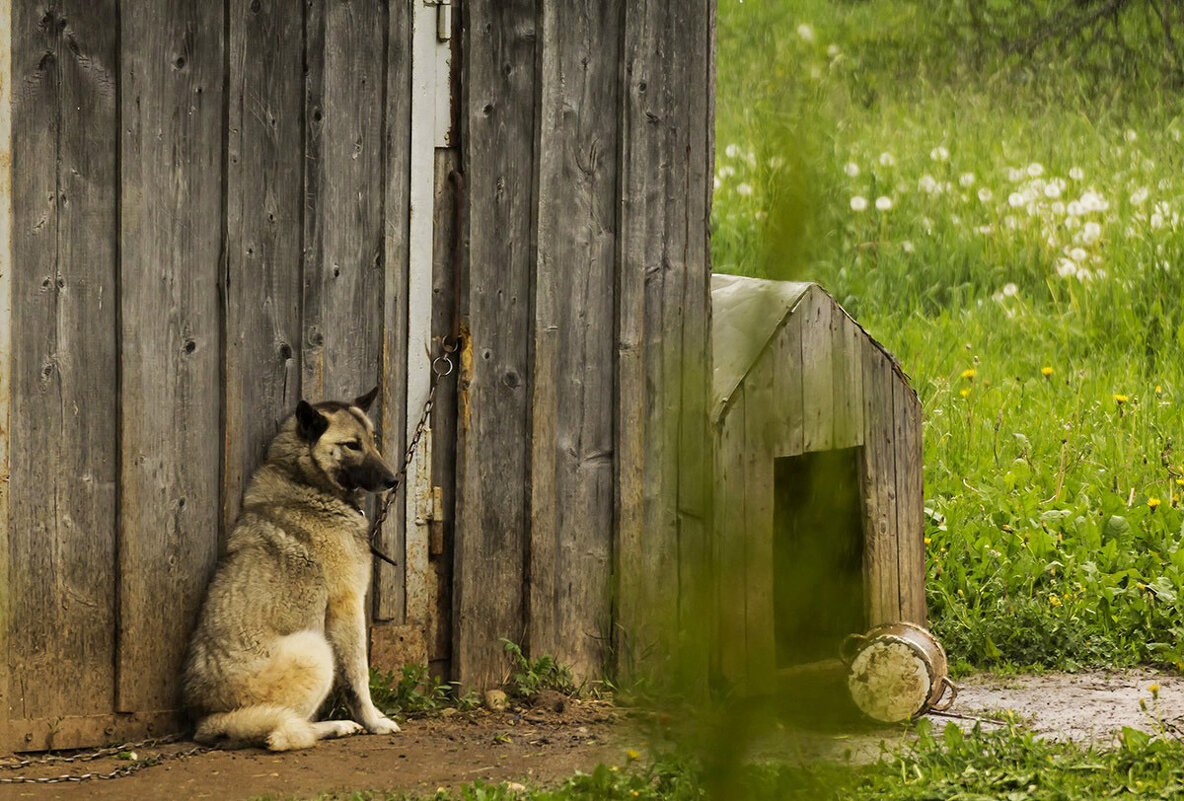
xmin=365 ymin=715 xmax=401 ymax=735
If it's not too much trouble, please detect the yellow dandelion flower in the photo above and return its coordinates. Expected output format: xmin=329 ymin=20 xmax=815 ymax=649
xmin=1149 ymin=683 xmax=1160 ymax=693
xmin=1041 ymin=366 xmax=1053 ymax=377
xmin=960 ymin=388 xmax=972 ymax=398
xmin=1138 ymin=582 xmax=1147 ymax=590
xmin=1113 ymin=394 xmax=1128 ymax=404
xmin=625 ymin=748 xmax=641 ymax=761
xmin=961 ymin=368 xmax=977 ymax=380
xmin=1148 ymin=497 xmax=1161 ymax=510
xmin=1156 ymin=385 xmax=1163 ymax=394
xmin=1049 ymin=594 xmax=1061 ymax=607
xmin=1175 ymin=478 xmax=1184 ymax=487
xmin=924 ymin=537 xmax=932 ymax=545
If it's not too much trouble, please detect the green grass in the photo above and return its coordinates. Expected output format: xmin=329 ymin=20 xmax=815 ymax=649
xmin=270 ymin=720 xmax=1184 ymax=800
xmin=714 ymin=0 xmax=1184 ymax=673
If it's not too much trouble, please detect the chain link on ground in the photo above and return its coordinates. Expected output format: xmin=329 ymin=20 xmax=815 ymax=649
xmin=0 ymin=734 xmax=208 ymax=784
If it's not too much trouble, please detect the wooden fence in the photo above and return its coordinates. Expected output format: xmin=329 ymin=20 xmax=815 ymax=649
xmin=0 ymin=0 xmax=715 ymax=751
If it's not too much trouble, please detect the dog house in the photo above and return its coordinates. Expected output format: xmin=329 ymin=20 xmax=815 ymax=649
xmin=711 ymin=275 xmax=925 ymax=685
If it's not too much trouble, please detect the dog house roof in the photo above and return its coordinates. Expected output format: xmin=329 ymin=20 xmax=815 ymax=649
xmin=711 ymin=274 xmax=812 ymax=415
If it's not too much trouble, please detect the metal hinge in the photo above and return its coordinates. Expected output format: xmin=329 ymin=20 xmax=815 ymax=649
xmin=423 ymin=0 xmax=453 ymax=42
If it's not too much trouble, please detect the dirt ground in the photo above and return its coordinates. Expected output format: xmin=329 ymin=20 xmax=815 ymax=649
xmin=0 ymin=699 xmax=625 ymax=801
xmin=4 ymin=671 xmax=1183 ymax=800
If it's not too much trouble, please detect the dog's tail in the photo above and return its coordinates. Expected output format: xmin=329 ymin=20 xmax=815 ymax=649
xmin=193 ymin=705 xmax=317 ymax=751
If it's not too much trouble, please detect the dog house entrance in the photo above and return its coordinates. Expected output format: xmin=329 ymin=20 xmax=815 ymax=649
xmin=773 ymin=448 xmax=866 ymax=667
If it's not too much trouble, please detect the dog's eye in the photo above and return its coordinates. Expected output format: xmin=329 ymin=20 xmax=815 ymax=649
xmin=343 ymin=441 xmax=363 ymax=451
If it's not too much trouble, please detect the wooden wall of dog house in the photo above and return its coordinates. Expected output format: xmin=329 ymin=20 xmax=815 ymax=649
xmin=743 ymin=352 xmax=776 ymax=683
xmin=528 ymin=0 xmax=621 ymax=681
xmin=799 ymin=288 xmax=835 ymax=453
xmin=714 ymin=389 xmax=748 ymax=685
xmin=6 ymin=0 xmax=121 ymax=740
xmin=116 ymin=0 xmax=227 ymax=715
xmin=860 ymin=341 xmax=902 ymax=627
xmin=453 ymin=0 xmax=538 ymax=689
xmin=895 ymin=378 xmax=927 ymax=625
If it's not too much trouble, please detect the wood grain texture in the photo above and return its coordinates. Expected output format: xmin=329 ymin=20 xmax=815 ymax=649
xmin=117 ymin=0 xmax=225 ymax=711
xmin=8 ymin=0 xmax=119 ymax=724
xmin=831 ymin=308 xmax=865 ymax=450
xmin=859 ymin=343 xmax=900 ymax=626
xmin=375 ymin=0 xmax=412 ymax=625
xmin=714 ymin=402 xmax=746 ymax=685
xmin=895 ymin=379 xmax=927 ymax=625
xmin=771 ymin=315 xmax=804 ymax=458
xmin=616 ymin=0 xmax=714 ymax=681
xmin=743 ymin=357 xmax=775 ymax=683
xmin=300 ymin=0 xmax=385 ymax=403
xmin=799 ymin=287 xmax=834 ymax=454
xmin=223 ymin=0 xmax=305 ymax=534
xmin=528 ymin=0 xmax=619 ymax=680
xmin=453 ymin=0 xmax=537 ymax=688
xmin=0 ymin=0 xmax=12 ymax=724
xmin=429 ymin=149 xmax=461 ymax=668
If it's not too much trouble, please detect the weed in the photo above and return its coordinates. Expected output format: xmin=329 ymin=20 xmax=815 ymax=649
xmin=500 ymin=639 xmax=577 ymax=699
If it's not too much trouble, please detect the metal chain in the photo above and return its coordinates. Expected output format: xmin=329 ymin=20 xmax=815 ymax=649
xmin=0 ymin=734 xmax=208 ymax=785
xmin=369 ymin=337 xmax=458 ymax=557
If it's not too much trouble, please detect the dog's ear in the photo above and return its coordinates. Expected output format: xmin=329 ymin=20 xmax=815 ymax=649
xmin=353 ymin=386 xmax=380 ymax=413
xmin=296 ymin=400 xmax=329 ymax=442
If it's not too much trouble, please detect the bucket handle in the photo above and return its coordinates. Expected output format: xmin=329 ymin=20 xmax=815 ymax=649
xmin=929 ymin=676 xmax=958 ymax=712
xmin=839 ymin=633 xmax=868 ymax=666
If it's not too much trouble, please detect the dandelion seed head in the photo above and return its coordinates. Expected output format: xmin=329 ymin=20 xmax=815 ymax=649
xmin=930 ymin=146 xmax=950 ymax=162
xmin=796 ymin=23 xmax=816 ymax=43
xmin=1027 ymin=162 xmax=1044 ymax=178
xmin=725 ymin=144 xmax=741 ymax=159
xmin=879 ymin=152 xmax=895 ymax=167
xmin=736 ymin=182 xmax=754 ymax=197
xmin=844 ymin=162 xmax=860 ymax=178
xmin=978 ymin=187 xmax=993 ymax=203
xmin=875 ymin=195 xmax=893 ymax=211
xmin=850 ymin=195 xmax=868 ymax=212
xmin=1069 ymin=167 xmax=1084 ymax=181
xmin=959 ymin=172 xmax=975 ymax=188
xmin=1130 ymin=187 xmax=1150 ymax=205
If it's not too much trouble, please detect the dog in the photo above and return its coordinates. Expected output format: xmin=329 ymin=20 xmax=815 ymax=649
xmin=183 ymin=388 xmax=402 ymax=751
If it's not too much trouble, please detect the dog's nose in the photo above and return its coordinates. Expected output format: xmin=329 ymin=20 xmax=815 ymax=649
xmin=383 ymin=474 xmax=398 ymax=490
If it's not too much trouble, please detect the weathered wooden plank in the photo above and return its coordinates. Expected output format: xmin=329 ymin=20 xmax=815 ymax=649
xmin=375 ymin=0 xmax=412 ymax=625
xmin=0 ymin=0 xmax=15 ymax=728
xmin=714 ymin=404 xmax=747 ymax=686
xmin=800 ymin=287 xmax=834 ymax=453
xmin=743 ymin=358 xmax=775 ymax=683
xmin=3 ymin=711 xmax=180 ymax=754
xmin=453 ymin=0 xmax=537 ymax=689
xmin=223 ymin=0 xmax=305 ymax=535
xmin=8 ymin=0 xmax=119 ymax=726
xmin=832 ymin=309 xmax=865 ymax=450
xmin=300 ymin=0 xmax=385 ymax=403
xmin=428 ymin=148 xmax=461 ymax=669
xmin=859 ymin=343 xmax=900 ymax=626
xmin=617 ymin=0 xmax=714 ymax=683
xmin=771 ymin=316 xmax=804 ymax=457
xmin=528 ymin=0 xmax=619 ymax=680
xmin=675 ymin=0 xmax=714 ymax=694
xmin=895 ymin=380 xmax=927 ymax=625
xmin=117 ymin=0 xmax=225 ymax=711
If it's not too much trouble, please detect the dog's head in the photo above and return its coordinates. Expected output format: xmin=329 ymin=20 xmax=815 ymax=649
xmin=294 ymin=387 xmax=397 ymax=494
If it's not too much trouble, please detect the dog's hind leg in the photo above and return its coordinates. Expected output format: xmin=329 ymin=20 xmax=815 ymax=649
xmin=195 ymin=631 xmax=349 ymax=751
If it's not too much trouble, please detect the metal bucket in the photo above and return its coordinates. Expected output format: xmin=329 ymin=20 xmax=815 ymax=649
xmin=840 ymin=622 xmax=957 ymax=723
